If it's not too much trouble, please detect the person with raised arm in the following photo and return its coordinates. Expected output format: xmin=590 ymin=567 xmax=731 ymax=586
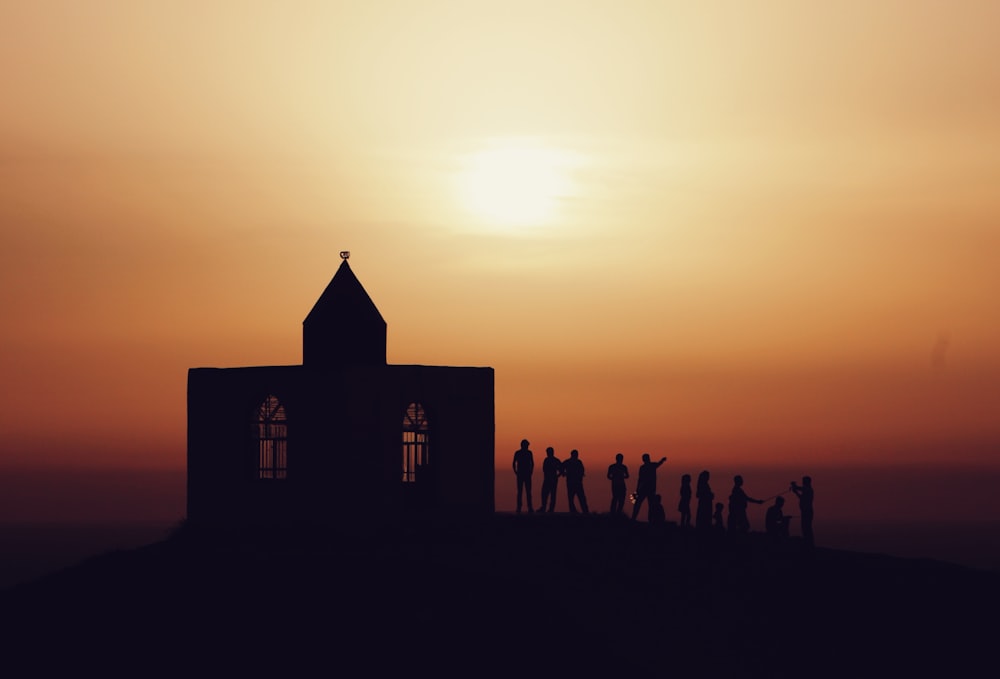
xmin=631 ymin=453 xmax=667 ymax=521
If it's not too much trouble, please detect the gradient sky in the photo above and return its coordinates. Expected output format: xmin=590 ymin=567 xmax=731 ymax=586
xmin=2 ymin=2 xmax=999 ymax=511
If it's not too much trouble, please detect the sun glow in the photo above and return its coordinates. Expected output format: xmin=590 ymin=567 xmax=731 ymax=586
xmin=456 ymin=141 xmax=578 ymax=229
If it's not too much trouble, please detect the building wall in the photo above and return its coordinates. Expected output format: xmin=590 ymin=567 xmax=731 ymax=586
xmin=380 ymin=365 xmax=495 ymax=515
xmin=187 ymin=364 xmax=494 ymax=524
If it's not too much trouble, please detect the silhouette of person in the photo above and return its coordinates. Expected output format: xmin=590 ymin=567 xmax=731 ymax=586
xmin=648 ymin=494 xmax=666 ymax=525
xmin=539 ymin=447 xmax=562 ymax=513
xmin=631 ymin=454 xmax=667 ymax=521
xmin=512 ymin=439 xmax=534 ymax=514
xmin=765 ymin=496 xmax=790 ymax=538
xmin=791 ymin=476 xmax=814 ymax=547
xmin=678 ymin=473 xmax=692 ymax=528
xmin=727 ymin=475 xmax=763 ymax=534
xmin=713 ymin=502 xmax=725 ymax=533
xmin=562 ymin=449 xmax=589 ymax=514
xmin=607 ymin=453 xmax=630 ymax=515
xmin=695 ymin=470 xmax=714 ymax=531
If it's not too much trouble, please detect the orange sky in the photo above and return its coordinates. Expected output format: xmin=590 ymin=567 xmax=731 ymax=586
xmin=2 ymin=2 xmax=999 ymax=496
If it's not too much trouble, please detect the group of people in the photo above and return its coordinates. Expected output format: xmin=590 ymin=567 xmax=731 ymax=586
xmin=513 ymin=440 xmax=591 ymax=514
xmin=513 ymin=440 xmax=815 ymax=547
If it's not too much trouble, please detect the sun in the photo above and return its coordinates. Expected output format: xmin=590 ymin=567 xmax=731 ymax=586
xmin=456 ymin=140 xmax=577 ymax=229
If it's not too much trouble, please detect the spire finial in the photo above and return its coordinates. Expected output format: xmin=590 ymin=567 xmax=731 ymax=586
xmin=339 ymin=251 xmax=350 ymax=260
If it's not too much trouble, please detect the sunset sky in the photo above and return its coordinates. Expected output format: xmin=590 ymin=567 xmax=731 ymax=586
xmin=2 ymin=2 xmax=999 ymax=520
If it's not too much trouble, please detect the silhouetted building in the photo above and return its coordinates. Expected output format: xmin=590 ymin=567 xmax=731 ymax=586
xmin=187 ymin=255 xmax=495 ymax=523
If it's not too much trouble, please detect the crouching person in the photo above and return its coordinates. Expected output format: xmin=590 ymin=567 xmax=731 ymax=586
xmin=765 ymin=496 xmax=791 ymax=538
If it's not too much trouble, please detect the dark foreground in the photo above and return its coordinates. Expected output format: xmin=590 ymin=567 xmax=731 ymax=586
xmin=2 ymin=514 xmax=997 ymax=678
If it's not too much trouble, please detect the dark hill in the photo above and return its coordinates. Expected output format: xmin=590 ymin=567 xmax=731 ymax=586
xmin=2 ymin=514 xmax=997 ymax=677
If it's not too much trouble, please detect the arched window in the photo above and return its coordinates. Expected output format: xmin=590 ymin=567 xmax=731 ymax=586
xmin=256 ymin=395 xmax=288 ymax=480
xmin=402 ymin=402 xmax=429 ymax=483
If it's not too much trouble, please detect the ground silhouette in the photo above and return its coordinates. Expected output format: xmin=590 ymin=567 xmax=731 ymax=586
xmin=2 ymin=514 xmax=998 ymax=677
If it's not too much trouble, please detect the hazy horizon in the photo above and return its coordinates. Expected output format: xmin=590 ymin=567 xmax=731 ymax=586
xmin=4 ymin=461 xmax=1000 ymax=525
xmin=3 ymin=461 xmax=1000 ymax=590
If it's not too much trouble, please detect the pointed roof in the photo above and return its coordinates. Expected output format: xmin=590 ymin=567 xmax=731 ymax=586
xmin=303 ymin=258 xmax=385 ymax=328
xmin=302 ymin=258 xmax=387 ymax=367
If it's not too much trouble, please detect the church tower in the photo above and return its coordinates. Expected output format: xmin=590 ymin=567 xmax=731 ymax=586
xmin=302 ymin=253 xmax=387 ymax=368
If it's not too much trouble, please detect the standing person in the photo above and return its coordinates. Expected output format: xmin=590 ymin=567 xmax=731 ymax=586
xmin=631 ymin=454 xmax=667 ymax=521
xmin=678 ymin=473 xmax=692 ymax=528
xmin=512 ymin=439 xmax=535 ymax=514
xmin=695 ymin=470 xmax=714 ymax=531
xmin=562 ymin=449 xmax=589 ymax=514
xmin=727 ymin=475 xmax=763 ymax=534
xmin=791 ymin=476 xmax=815 ymax=547
xmin=539 ymin=447 xmax=562 ymax=513
xmin=607 ymin=453 xmax=630 ymax=515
